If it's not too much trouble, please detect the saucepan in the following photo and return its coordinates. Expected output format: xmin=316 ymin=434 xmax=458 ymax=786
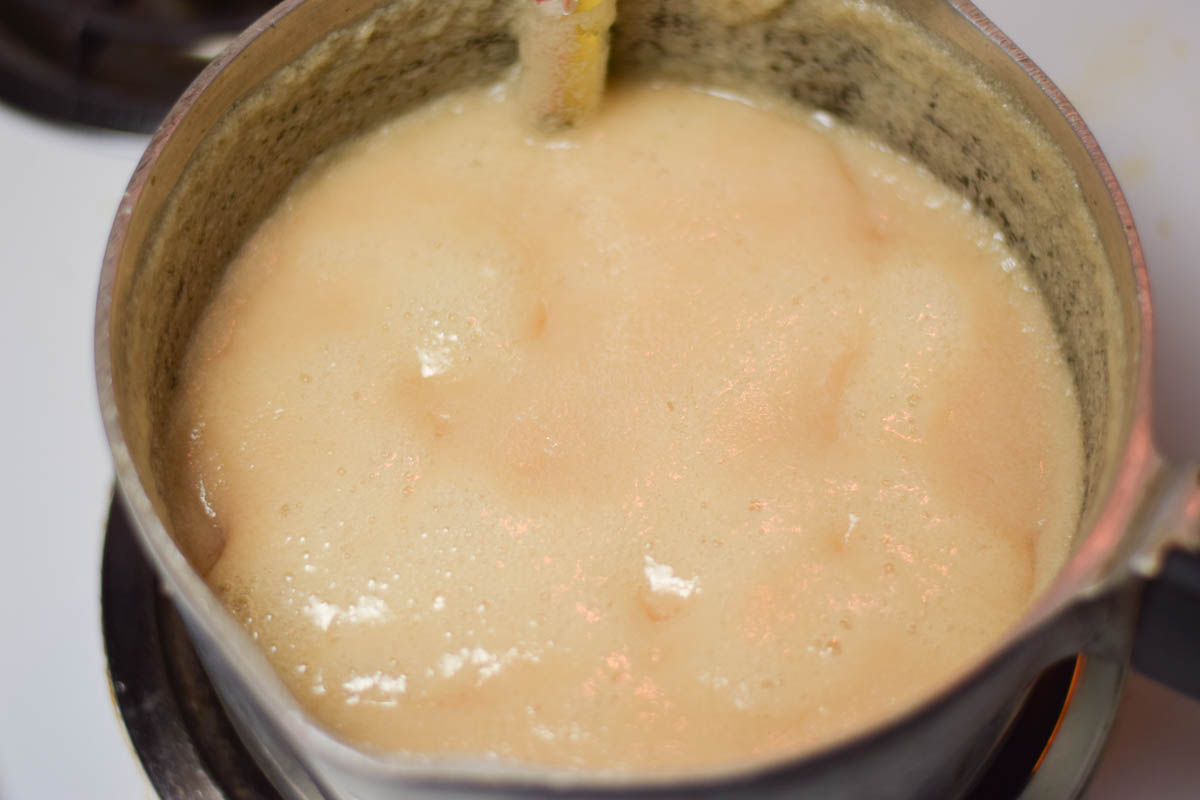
xmin=94 ymin=0 xmax=1200 ymax=797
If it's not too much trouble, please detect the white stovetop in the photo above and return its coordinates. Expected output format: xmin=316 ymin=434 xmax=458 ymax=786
xmin=1 ymin=1 xmax=1197 ymax=797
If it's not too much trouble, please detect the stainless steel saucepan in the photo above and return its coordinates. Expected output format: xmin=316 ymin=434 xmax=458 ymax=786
xmin=95 ymin=1 xmax=1200 ymax=797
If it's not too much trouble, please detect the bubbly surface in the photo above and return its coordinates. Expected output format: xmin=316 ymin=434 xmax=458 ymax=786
xmin=166 ymin=82 xmax=1083 ymax=770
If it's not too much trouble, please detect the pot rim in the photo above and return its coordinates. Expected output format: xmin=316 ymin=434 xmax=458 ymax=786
xmin=93 ymin=0 xmax=1158 ymax=791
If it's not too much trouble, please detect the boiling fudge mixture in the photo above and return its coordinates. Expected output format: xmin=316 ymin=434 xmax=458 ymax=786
xmin=166 ymin=81 xmax=1083 ymax=769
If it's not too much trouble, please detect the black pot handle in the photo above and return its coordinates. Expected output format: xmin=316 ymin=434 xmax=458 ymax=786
xmin=1129 ymin=466 xmax=1200 ymax=698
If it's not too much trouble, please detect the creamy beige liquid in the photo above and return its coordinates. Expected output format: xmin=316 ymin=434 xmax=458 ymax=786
xmin=166 ymin=81 xmax=1083 ymax=770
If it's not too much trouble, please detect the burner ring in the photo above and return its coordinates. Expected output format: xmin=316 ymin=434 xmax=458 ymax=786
xmin=100 ymin=496 xmax=1125 ymax=799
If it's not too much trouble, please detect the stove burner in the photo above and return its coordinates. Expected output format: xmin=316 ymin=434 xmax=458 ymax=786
xmin=0 ymin=0 xmax=274 ymax=131
xmin=103 ymin=495 xmax=282 ymax=799
xmin=100 ymin=497 xmax=1124 ymax=799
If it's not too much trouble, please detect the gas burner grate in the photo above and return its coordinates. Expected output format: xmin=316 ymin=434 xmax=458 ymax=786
xmin=0 ymin=0 xmax=274 ymax=131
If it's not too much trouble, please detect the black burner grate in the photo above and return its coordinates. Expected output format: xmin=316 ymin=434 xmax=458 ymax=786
xmin=100 ymin=497 xmax=1109 ymax=799
xmin=0 ymin=0 xmax=274 ymax=131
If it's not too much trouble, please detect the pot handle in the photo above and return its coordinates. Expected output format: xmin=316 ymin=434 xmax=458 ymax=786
xmin=1128 ymin=464 xmax=1200 ymax=697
